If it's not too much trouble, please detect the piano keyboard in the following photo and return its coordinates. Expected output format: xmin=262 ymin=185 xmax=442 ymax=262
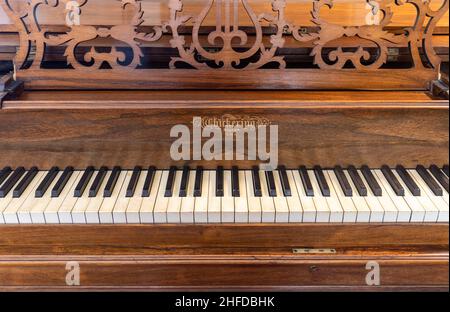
xmin=0 ymin=165 xmax=448 ymax=224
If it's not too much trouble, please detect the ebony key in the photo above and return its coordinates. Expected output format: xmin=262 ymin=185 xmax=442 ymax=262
xmin=104 ymin=166 xmax=121 ymax=198
xmin=126 ymin=166 xmax=141 ymax=198
xmin=299 ymin=166 xmax=314 ymax=197
xmin=396 ymin=165 xmax=420 ymax=196
xmin=216 ymin=166 xmax=224 ymax=197
xmin=443 ymin=165 xmax=449 ymax=178
xmin=0 ymin=167 xmax=12 ymax=186
xmin=179 ymin=166 xmax=190 ymax=197
xmin=13 ymin=167 xmax=38 ymax=198
xmin=416 ymin=165 xmax=443 ymax=196
xmin=314 ymin=166 xmax=330 ymax=197
xmin=265 ymin=171 xmax=277 ymax=197
xmin=334 ymin=166 xmax=352 ymax=197
xmin=430 ymin=165 xmax=449 ymax=193
xmin=347 ymin=165 xmax=367 ymax=197
xmin=381 ymin=165 xmax=405 ymax=196
xmin=194 ymin=167 xmax=204 ymax=197
xmin=52 ymin=167 xmax=74 ymax=198
xmin=74 ymin=166 xmax=95 ymax=198
xmin=35 ymin=166 xmax=59 ymax=198
xmin=165 ymin=166 xmax=177 ymax=197
xmin=361 ymin=165 xmax=382 ymax=197
xmin=142 ymin=166 xmax=156 ymax=198
xmin=231 ymin=166 xmax=240 ymax=197
xmin=278 ymin=165 xmax=291 ymax=197
xmin=252 ymin=166 xmax=262 ymax=197
xmin=0 ymin=167 xmax=25 ymax=198
xmin=89 ymin=166 xmax=108 ymax=197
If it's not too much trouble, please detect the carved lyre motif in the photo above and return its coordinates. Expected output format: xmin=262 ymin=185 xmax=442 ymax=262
xmin=0 ymin=0 xmax=163 ymax=70
xmin=165 ymin=0 xmax=289 ymax=70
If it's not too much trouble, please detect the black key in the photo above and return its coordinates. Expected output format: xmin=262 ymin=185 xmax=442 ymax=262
xmin=193 ymin=167 xmax=203 ymax=197
xmin=35 ymin=167 xmax=59 ymax=198
xmin=104 ymin=166 xmax=121 ymax=198
xmin=265 ymin=171 xmax=277 ymax=197
xmin=231 ymin=166 xmax=240 ymax=197
xmin=334 ymin=166 xmax=352 ymax=197
xmin=0 ymin=167 xmax=12 ymax=186
xmin=52 ymin=167 xmax=74 ymax=198
xmin=252 ymin=166 xmax=262 ymax=197
xmin=0 ymin=167 xmax=25 ymax=198
xmin=314 ymin=166 xmax=330 ymax=197
xmin=396 ymin=165 xmax=420 ymax=196
xmin=179 ymin=166 xmax=190 ymax=197
xmin=142 ymin=166 xmax=156 ymax=198
xmin=347 ymin=166 xmax=367 ymax=197
xmin=165 ymin=166 xmax=177 ymax=197
xmin=216 ymin=166 xmax=224 ymax=197
xmin=278 ymin=166 xmax=291 ymax=197
xmin=430 ymin=165 xmax=449 ymax=193
xmin=74 ymin=166 xmax=94 ymax=198
xmin=13 ymin=167 xmax=38 ymax=198
xmin=126 ymin=166 xmax=141 ymax=198
xmin=416 ymin=165 xmax=443 ymax=196
xmin=443 ymin=165 xmax=449 ymax=177
xmin=89 ymin=166 xmax=108 ymax=197
xmin=361 ymin=166 xmax=382 ymax=197
xmin=299 ymin=166 xmax=314 ymax=197
xmin=381 ymin=165 xmax=404 ymax=196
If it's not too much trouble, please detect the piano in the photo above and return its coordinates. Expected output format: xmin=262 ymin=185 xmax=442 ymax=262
xmin=0 ymin=0 xmax=448 ymax=291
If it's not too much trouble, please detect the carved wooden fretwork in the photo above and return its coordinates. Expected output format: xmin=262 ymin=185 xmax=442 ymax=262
xmin=0 ymin=0 xmax=448 ymax=89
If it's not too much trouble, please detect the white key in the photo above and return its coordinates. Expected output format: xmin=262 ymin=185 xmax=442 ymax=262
xmin=259 ymin=171 xmax=275 ymax=222
xmin=181 ymin=170 xmax=196 ymax=223
xmin=99 ymin=171 xmax=127 ymax=224
xmin=343 ymin=170 xmax=371 ymax=223
xmin=222 ymin=170 xmax=235 ymax=223
xmin=245 ymin=171 xmax=261 ymax=223
xmin=235 ymin=171 xmax=249 ymax=223
xmin=85 ymin=171 xmax=111 ymax=224
xmin=112 ymin=171 xmax=133 ymax=224
xmin=0 ymin=176 xmax=21 ymax=224
xmin=356 ymin=170 xmax=384 ymax=223
xmin=370 ymin=170 xmax=398 ymax=222
xmin=291 ymin=170 xmax=316 ymax=222
xmin=29 ymin=171 xmax=63 ymax=224
xmin=140 ymin=170 xmax=162 ymax=224
xmin=7 ymin=172 xmax=45 ymax=224
xmin=327 ymin=170 xmax=358 ymax=222
xmin=309 ymin=170 xmax=330 ymax=222
xmin=392 ymin=170 xmax=425 ymax=222
xmin=58 ymin=172 xmax=84 ymax=224
xmin=208 ymin=171 xmax=221 ymax=223
xmin=154 ymin=170 xmax=170 ymax=223
xmin=409 ymin=170 xmax=448 ymax=222
xmin=71 ymin=171 xmax=99 ymax=224
xmin=374 ymin=170 xmax=411 ymax=222
xmin=273 ymin=171 xmax=289 ymax=223
xmin=167 ymin=170 xmax=182 ymax=223
xmin=194 ymin=171 xmax=209 ymax=224
xmin=323 ymin=171 xmax=346 ymax=223
xmin=125 ymin=171 xmax=146 ymax=224
xmin=285 ymin=171 xmax=303 ymax=223
xmin=45 ymin=171 xmax=81 ymax=224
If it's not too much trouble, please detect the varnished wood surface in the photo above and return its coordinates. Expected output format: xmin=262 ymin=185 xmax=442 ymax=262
xmin=14 ymin=68 xmax=439 ymax=90
xmin=0 ymin=224 xmax=447 ymax=291
xmin=0 ymin=224 xmax=447 ymax=254
xmin=0 ymin=91 xmax=448 ymax=169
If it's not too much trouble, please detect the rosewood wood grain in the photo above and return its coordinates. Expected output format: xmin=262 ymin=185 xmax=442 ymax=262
xmin=0 ymin=93 xmax=448 ymax=169
xmin=0 ymin=224 xmax=447 ymax=254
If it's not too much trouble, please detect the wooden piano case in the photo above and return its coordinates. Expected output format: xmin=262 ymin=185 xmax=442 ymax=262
xmin=0 ymin=0 xmax=448 ymax=291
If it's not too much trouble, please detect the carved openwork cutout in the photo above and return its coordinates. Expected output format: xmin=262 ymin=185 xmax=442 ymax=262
xmin=1 ymin=0 xmax=448 ymax=89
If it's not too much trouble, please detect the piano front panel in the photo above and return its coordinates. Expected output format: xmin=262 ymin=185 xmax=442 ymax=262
xmin=0 ymin=91 xmax=448 ymax=169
